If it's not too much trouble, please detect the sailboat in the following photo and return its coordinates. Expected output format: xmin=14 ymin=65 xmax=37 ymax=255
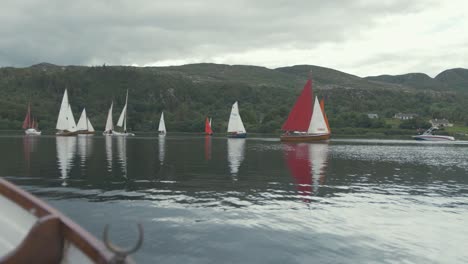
xmin=103 ymin=102 xmax=114 ymax=136
xmin=114 ymin=90 xmax=135 ymax=136
xmin=158 ymin=112 xmax=166 ymax=136
xmin=205 ymin=117 xmax=213 ymax=136
xmin=76 ymin=108 xmax=95 ymax=135
xmin=56 ymin=89 xmax=78 ymax=136
xmin=227 ymin=101 xmax=247 ymax=138
xmin=23 ymin=103 xmax=41 ymax=135
xmin=280 ymin=77 xmax=331 ymax=142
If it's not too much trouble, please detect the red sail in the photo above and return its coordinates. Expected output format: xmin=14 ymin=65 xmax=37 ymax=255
xmin=281 ymin=79 xmax=313 ymax=131
xmin=320 ymin=98 xmax=331 ymax=133
xmin=22 ymin=104 xmax=31 ymax=129
xmin=205 ymin=117 xmax=213 ymax=135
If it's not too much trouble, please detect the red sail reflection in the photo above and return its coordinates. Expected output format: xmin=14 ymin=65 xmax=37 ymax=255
xmin=283 ymin=143 xmax=329 ymax=202
xmin=205 ymin=135 xmax=212 ymax=161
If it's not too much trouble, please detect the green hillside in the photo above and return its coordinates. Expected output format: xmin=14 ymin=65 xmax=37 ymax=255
xmin=0 ymin=63 xmax=467 ymax=134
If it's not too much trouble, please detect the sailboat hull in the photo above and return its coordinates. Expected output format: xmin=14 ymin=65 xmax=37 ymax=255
xmin=24 ymin=129 xmax=41 ymax=136
xmin=280 ymin=133 xmax=330 ymax=142
xmin=77 ymin=131 xmax=95 ymax=135
xmin=228 ymin=132 xmax=247 ymax=138
xmin=56 ymin=130 xmax=79 ymax=137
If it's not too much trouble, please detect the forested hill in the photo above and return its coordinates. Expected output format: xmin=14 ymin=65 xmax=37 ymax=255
xmin=0 ymin=63 xmax=467 ymax=133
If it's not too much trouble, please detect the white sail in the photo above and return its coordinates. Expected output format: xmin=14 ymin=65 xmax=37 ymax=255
xmin=227 ymin=138 xmax=246 ymax=177
xmin=76 ymin=109 xmax=88 ymax=131
xmin=87 ymin=118 xmax=95 ymax=132
xmin=66 ymin=104 xmax=77 ymax=132
xmin=117 ymin=90 xmax=128 ymax=131
xmin=117 ymin=104 xmax=126 ymax=128
xmin=56 ymin=89 xmax=70 ymax=130
xmin=158 ymin=112 xmax=166 ymax=133
xmin=227 ymin=101 xmax=246 ymax=133
xmin=307 ymin=97 xmax=329 ymax=134
xmin=104 ymin=103 xmax=114 ymax=132
xmin=209 ymin=118 xmax=212 ymax=126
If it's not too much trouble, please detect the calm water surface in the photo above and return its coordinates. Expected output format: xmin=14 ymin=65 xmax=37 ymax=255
xmin=1 ymin=135 xmax=468 ymax=263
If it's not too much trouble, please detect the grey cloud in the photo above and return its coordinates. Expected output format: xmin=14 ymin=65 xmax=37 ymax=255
xmin=0 ymin=0 xmax=429 ymax=67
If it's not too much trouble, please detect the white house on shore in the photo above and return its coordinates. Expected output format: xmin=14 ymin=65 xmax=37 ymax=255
xmin=430 ymin=118 xmax=453 ymax=128
xmin=393 ymin=113 xmax=418 ymax=120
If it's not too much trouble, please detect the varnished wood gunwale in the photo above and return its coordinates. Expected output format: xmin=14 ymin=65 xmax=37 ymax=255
xmin=0 ymin=179 xmax=113 ymax=263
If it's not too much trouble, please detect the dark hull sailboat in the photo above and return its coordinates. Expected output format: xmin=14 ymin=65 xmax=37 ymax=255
xmin=280 ymin=77 xmax=331 ymax=142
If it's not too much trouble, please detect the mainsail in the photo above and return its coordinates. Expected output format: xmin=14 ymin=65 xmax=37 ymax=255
xmin=117 ymin=90 xmax=128 ymax=132
xmin=205 ymin=117 xmax=213 ymax=134
xmin=158 ymin=112 xmax=166 ymax=133
xmin=56 ymin=89 xmax=70 ymax=130
xmin=56 ymin=89 xmax=77 ymax=132
xmin=104 ymin=102 xmax=114 ymax=132
xmin=281 ymin=79 xmax=313 ymax=132
xmin=227 ymin=101 xmax=246 ymax=133
xmin=22 ymin=103 xmax=31 ymax=129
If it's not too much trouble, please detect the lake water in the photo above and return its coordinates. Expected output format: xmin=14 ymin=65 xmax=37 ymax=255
xmin=1 ymin=135 xmax=468 ymax=263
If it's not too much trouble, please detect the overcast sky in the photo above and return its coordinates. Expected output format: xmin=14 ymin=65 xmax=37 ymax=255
xmin=1 ymin=0 xmax=467 ymax=77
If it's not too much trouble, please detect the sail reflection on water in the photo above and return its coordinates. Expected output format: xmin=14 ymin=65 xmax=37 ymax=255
xmin=105 ymin=135 xmax=112 ymax=172
xmin=204 ymin=135 xmax=212 ymax=161
xmin=158 ymin=135 xmax=166 ymax=165
xmin=116 ymin=136 xmax=127 ymax=178
xmin=56 ymin=136 xmax=77 ymax=186
xmin=23 ymin=136 xmax=38 ymax=171
xmin=283 ymin=143 xmax=329 ymax=199
xmin=227 ymin=138 xmax=246 ymax=177
xmin=77 ymin=135 xmax=93 ymax=168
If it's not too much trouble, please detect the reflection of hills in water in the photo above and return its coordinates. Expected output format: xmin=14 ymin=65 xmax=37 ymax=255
xmin=77 ymin=135 xmax=93 ymax=167
xmin=159 ymin=135 xmax=165 ymax=165
xmin=56 ymin=137 xmax=77 ymax=186
xmin=227 ymin=138 xmax=246 ymax=177
xmin=283 ymin=143 xmax=329 ymax=198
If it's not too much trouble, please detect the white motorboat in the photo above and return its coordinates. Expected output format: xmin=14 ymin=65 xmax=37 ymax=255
xmin=412 ymin=127 xmax=455 ymax=141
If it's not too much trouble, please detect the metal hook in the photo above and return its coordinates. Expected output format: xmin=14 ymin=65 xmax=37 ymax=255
xmin=103 ymin=223 xmax=144 ymax=263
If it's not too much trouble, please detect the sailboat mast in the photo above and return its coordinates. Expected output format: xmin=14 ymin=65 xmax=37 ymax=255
xmin=124 ymin=90 xmax=128 ymax=132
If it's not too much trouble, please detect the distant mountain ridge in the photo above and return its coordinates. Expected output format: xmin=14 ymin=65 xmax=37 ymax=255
xmin=365 ymin=68 xmax=468 ymax=91
xmin=0 ymin=62 xmax=467 ymax=132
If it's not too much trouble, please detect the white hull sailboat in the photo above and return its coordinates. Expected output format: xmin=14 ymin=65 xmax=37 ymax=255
xmin=158 ymin=112 xmax=166 ymax=136
xmin=227 ymin=101 xmax=247 ymax=138
xmin=23 ymin=103 xmax=41 ymax=135
xmin=76 ymin=108 xmax=95 ymax=135
xmin=56 ymin=89 xmax=78 ymax=136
